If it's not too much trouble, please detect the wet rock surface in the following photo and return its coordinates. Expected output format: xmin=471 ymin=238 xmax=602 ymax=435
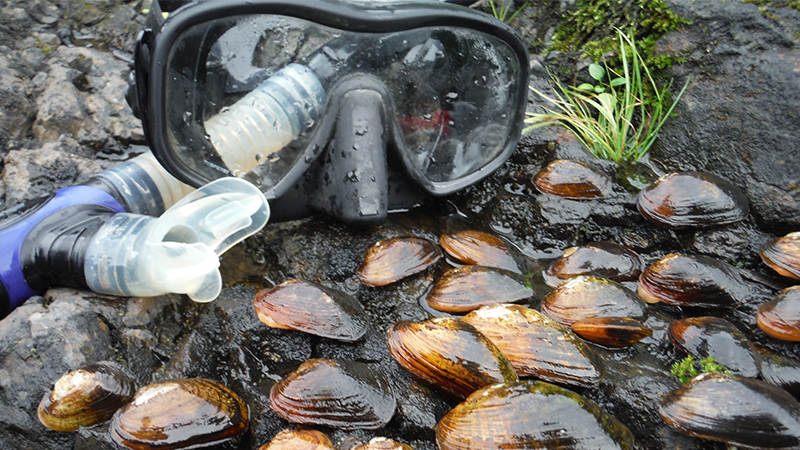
xmin=0 ymin=0 xmax=799 ymax=449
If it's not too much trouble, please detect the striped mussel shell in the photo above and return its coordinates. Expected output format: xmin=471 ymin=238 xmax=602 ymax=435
xmin=385 ymin=317 xmax=518 ymax=400
xmin=254 ymin=279 xmax=369 ymax=342
xmin=540 ymin=276 xmax=647 ymax=327
xmin=759 ymin=232 xmax=800 ymax=280
xmin=532 ymin=159 xmax=613 ymax=199
xmin=570 ymin=316 xmax=653 ymax=348
xmin=437 ymin=380 xmax=635 ymax=450
xmin=439 ymin=230 xmax=522 ymax=273
xmin=758 ymin=285 xmax=800 ymax=342
xmin=461 ymin=304 xmax=603 ymax=387
xmin=544 ymin=241 xmax=644 ymax=287
xmin=258 ymin=429 xmax=335 ymax=450
xmin=425 ymin=266 xmax=535 ymax=313
xmin=668 ymin=316 xmax=760 ymax=378
xmin=356 ymin=236 xmax=442 ymax=286
xmin=269 ymin=358 xmax=396 ymax=430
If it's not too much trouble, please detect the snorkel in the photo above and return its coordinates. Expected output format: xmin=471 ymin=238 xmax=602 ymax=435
xmin=0 ymin=0 xmax=529 ymax=319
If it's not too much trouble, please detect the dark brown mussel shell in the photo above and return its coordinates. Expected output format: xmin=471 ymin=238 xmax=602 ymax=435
xmin=570 ymin=316 xmax=653 ymax=348
xmin=544 ymin=241 xmax=644 ymax=287
xmin=110 ymin=378 xmax=249 ymax=450
xmin=351 ymin=437 xmax=414 ymax=450
xmin=758 ymin=285 xmax=800 ymax=342
xmin=659 ymin=373 xmax=800 ymax=448
xmin=356 ymin=236 xmax=442 ymax=286
xmin=439 ymin=230 xmax=521 ymax=273
xmin=385 ymin=318 xmax=518 ymax=400
xmin=636 ymin=171 xmax=749 ymax=228
xmin=461 ymin=304 xmax=603 ymax=387
xmin=269 ymin=358 xmax=395 ymax=430
xmin=38 ymin=361 xmax=136 ymax=432
xmin=760 ymin=232 xmax=800 ymax=280
xmin=637 ymin=253 xmax=749 ymax=308
xmin=259 ymin=429 xmax=336 ymax=450
xmin=540 ymin=276 xmax=648 ymax=326
xmin=426 ymin=266 xmax=535 ymax=313
xmin=669 ymin=316 xmax=760 ymax=378
xmin=760 ymin=352 xmax=800 ymax=400
xmin=532 ymin=159 xmax=612 ymax=199
xmin=437 ymin=380 xmax=635 ymax=450
xmin=254 ymin=279 xmax=368 ymax=342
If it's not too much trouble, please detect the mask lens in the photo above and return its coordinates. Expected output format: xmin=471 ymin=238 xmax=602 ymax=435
xmin=162 ymin=13 xmax=523 ymax=195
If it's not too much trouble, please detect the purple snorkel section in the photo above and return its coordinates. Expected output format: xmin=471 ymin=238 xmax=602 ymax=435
xmin=0 ymin=186 xmax=126 ymax=310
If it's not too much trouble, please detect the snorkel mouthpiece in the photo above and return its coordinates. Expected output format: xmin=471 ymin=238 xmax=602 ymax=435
xmin=83 ymin=178 xmax=269 ymax=302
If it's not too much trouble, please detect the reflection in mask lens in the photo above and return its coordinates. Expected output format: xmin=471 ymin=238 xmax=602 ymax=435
xmin=164 ymin=14 xmax=521 ymax=193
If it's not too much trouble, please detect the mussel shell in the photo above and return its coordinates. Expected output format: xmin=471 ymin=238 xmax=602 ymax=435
xmin=637 ymin=253 xmax=749 ymax=308
xmin=351 ymin=437 xmax=414 ymax=450
xmin=636 ymin=171 xmax=749 ymax=228
xmin=439 ymin=230 xmax=521 ymax=273
xmin=426 ymin=266 xmax=535 ymax=313
xmin=110 ymin=378 xmax=249 ymax=450
xmin=540 ymin=276 xmax=648 ymax=326
xmin=461 ymin=304 xmax=603 ymax=387
xmin=659 ymin=373 xmax=800 ymax=448
xmin=760 ymin=352 xmax=800 ymax=400
xmin=570 ymin=316 xmax=653 ymax=348
xmin=544 ymin=241 xmax=644 ymax=287
xmin=385 ymin=318 xmax=518 ymax=400
xmin=259 ymin=429 xmax=335 ymax=450
xmin=269 ymin=358 xmax=396 ymax=430
xmin=436 ymin=380 xmax=635 ymax=450
xmin=254 ymin=279 xmax=369 ymax=342
xmin=757 ymin=285 xmax=800 ymax=342
xmin=760 ymin=232 xmax=800 ymax=280
xmin=532 ymin=159 xmax=613 ymax=199
xmin=38 ymin=361 xmax=136 ymax=432
xmin=356 ymin=236 xmax=442 ymax=286
xmin=668 ymin=316 xmax=760 ymax=378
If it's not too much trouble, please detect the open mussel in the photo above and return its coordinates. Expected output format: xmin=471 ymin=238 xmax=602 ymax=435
xmin=532 ymin=159 xmax=612 ymax=199
xmin=570 ymin=316 xmax=653 ymax=348
xmin=659 ymin=373 xmax=800 ymax=448
xmin=758 ymin=285 xmax=800 ymax=342
xmin=269 ymin=358 xmax=396 ymax=430
xmin=637 ymin=253 xmax=749 ymax=308
xmin=259 ymin=429 xmax=335 ymax=450
xmin=110 ymin=378 xmax=249 ymax=450
xmin=760 ymin=232 xmax=800 ymax=280
xmin=425 ymin=266 xmax=535 ymax=313
xmin=356 ymin=236 xmax=442 ymax=286
xmin=385 ymin=318 xmax=518 ymax=400
xmin=38 ymin=361 xmax=136 ymax=432
xmin=540 ymin=276 xmax=647 ymax=326
xmin=437 ymin=380 xmax=635 ymax=450
xmin=439 ymin=230 xmax=522 ymax=273
xmin=461 ymin=304 xmax=603 ymax=387
xmin=669 ymin=316 xmax=760 ymax=378
xmin=254 ymin=279 xmax=369 ymax=342
xmin=636 ymin=171 xmax=749 ymax=228
xmin=544 ymin=241 xmax=644 ymax=287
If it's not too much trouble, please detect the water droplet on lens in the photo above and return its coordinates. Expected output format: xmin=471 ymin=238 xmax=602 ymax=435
xmin=445 ymin=92 xmax=458 ymax=100
xmin=346 ymin=170 xmax=360 ymax=182
xmin=183 ymin=111 xmax=192 ymax=123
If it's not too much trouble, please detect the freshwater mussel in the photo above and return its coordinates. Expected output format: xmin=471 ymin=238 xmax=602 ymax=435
xmin=668 ymin=316 xmax=760 ymax=378
xmin=269 ymin=358 xmax=396 ymax=430
xmin=659 ymin=373 xmax=800 ymax=448
xmin=461 ymin=304 xmax=603 ymax=387
xmin=540 ymin=275 xmax=648 ymax=326
xmin=110 ymin=378 xmax=249 ymax=450
xmin=570 ymin=316 xmax=653 ymax=348
xmin=254 ymin=279 xmax=369 ymax=342
xmin=426 ymin=265 xmax=535 ymax=313
xmin=385 ymin=317 xmax=518 ymax=399
xmin=437 ymin=380 xmax=635 ymax=449
xmin=356 ymin=236 xmax=441 ymax=286
xmin=38 ymin=360 xmax=136 ymax=432
xmin=259 ymin=429 xmax=335 ymax=450
xmin=532 ymin=159 xmax=613 ymax=199
xmin=439 ymin=230 xmax=522 ymax=273
xmin=636 ymin=171 xmax=749 ymax=228
xmin=760 ymin=232 xmax=800 ymax=280
xmin=637 ymin=253 xmax=749 ymax=308
xmin=351 ymin=437 xmax=414 ymax=450
xmin=544 ymin=241 xmax=644 ymax=287
xmin=758 ymin=285 xmax=800 ymax=342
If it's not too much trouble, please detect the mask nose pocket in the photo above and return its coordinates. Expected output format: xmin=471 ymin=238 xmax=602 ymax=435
xmin=308 ymin=88 xmax=389 ymax=224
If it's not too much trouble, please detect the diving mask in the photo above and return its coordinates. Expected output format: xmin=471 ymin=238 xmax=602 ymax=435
xmin=129 ymin=0 xmax=529 ymax=223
